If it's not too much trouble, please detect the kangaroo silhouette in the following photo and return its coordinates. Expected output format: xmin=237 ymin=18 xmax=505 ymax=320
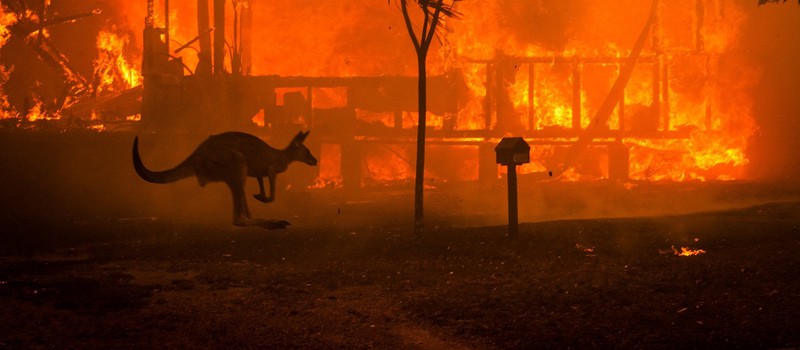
xmin=133 ymin=131 xmax=317 ymax=229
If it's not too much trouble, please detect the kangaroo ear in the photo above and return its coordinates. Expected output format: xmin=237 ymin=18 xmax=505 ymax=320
xmin=294 ymin=130 xmax=309 ymax=144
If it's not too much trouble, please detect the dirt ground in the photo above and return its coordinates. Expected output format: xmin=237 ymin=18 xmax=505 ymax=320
xmin=1 ymin=197 xmax=799 ymax=349
xmin=1 ymin=133 xmax=799 ymax=349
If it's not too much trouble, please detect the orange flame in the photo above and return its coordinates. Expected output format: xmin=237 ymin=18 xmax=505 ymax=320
xmin=671 ymin=246 xmax=707 ymax=257
xmin=0 ymin=7 xmax=17 ymax=48
xmin=363 ymin=144 xmax=414 ymax=186
xmin=0 ymin=65 xmax=13 ymax=120
xmin=308 ymin=143 xmax=343 ymax=189
xmin=0 ymin=1 xmax=761 ymax=186
xmin=1 ymin=7 xmax=17 ymax=121
xmin=94 ymin=27 xmax=141 ymax=94
xmin=25 ymin=100 xmax=47 ymax=122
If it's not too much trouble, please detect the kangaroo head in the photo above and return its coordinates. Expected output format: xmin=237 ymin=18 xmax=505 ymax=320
xmin=289 ymin=130 xmax=318 ymax=166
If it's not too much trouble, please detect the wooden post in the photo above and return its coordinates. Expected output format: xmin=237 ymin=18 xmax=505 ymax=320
xmin=496 ymin=137 xmax=529 ymax=239
xmin=146 ymin=0 xmax=155 ymax=28
xmin=695 ymin=0 xmax=705 ymax=52
xmin=572 ymin=60 xmax=582 ymax=130
xmin=240 ymin=0 xmax=252 ymax=75
xmin=528 ymin=63 xmax=535 ymax=131
xmin=164 ymin=0 xmax=169 ymax=52
xmin=485 ymin=63 xmax=493 ymax=132
xmin=213 ymin=0 xmax=225 ymax=75
xmin=195 ymin=0 xmax=212 ymax=77
xmin=197 ymin=0 xmax=211 ymax=53
xmin=662 ymin=57 xmax=670 ymax=131
xmin=653 ymin=60 xmax=661 ymax=130
xmin=506 ymin=164 xmax=519 ymax=238
xmin=618 ymin=63 xmax=625 ymax=136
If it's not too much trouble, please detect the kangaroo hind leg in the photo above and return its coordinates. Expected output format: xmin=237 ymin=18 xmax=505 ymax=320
xmin=219 ymin=152 xmax=251 ymax=226
xmin=226 ymin=161 xmax=289 ymax=229
xmin=227 ymin=173 xmax=252 ymax=227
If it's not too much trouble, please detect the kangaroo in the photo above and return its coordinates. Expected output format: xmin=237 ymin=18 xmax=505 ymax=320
xmin=132 ymin=131 xmax=317 ymax=229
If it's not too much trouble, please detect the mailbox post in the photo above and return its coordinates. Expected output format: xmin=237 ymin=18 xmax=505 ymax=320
xmin=495 ymin=137 xmax=530 ymax=238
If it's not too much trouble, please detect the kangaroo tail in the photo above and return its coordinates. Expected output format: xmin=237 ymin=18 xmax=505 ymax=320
xmin=132 ymin=136 xmax=195 ymax=184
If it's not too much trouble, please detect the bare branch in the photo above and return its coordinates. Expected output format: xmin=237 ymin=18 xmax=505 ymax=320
xmin=399 ymin=0 xmax=421 ymax=52
xmin=420 ymin=5 xmax=430 ymax=49
xmin=423 ymin=0 xmax=444 ymax=49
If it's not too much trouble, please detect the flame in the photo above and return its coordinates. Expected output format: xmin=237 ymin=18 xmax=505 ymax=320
xmin=186 ymin=0 xmax=750 ymax=188
xmin=308 ymin=143 xmax=343 ymax=189
xmin=364 ymin=144 xmax=414 ymax=186
xmin=25 ymin=100 xmax=47 ymax=122
xmin=1 ymin=7 xmax=17 ymax=121
xmin=94 ymin=27 xmax=141 ymax=94
xmin=454 ymin=63 xmax=488 ymax=130
xmin=251 ymin=109 xmax=265 ymax=128
xmin=0 ymin=6 xmax=17 ymax=48
xmin=671 ymin=245 xmax=707 ymax=257
xmin=0 ymin=1 xmax=761 ymax=186
xmin=89 ymin=124 xmax=106 ymax=132
xmin=0 ymin=64 xmax=13 ymax=120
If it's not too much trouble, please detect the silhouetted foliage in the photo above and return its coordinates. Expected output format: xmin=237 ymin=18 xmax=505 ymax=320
xmin=758 ymin=0 xmax=800 ymax=4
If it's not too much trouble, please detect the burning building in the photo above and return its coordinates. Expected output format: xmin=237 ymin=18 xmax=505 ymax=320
xmin=0 ymin=0 xmax=764 ymax=191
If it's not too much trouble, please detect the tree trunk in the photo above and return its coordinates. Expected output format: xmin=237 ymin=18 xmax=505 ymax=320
xmin=414 ymin=50 xmax=427 ymax=235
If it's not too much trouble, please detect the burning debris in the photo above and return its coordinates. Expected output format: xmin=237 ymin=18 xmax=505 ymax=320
xmin=661 ymin=238 xmax=707 ymax=256
xmin=671 ymin=246 xmax=707 ymax=256
xmin=0 ymin=2 xmax=141 ymax=130
xmin=93 ymin=28 xmax=141 ymax=95
xmin=575 ymin=243 xmax=596 ymax=256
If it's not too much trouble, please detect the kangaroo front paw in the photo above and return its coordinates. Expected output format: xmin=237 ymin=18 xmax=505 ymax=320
xmin=253 ymin=194 xmax=273 ymax=203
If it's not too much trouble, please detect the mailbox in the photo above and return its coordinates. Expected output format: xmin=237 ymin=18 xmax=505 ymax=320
xmin=495 ymin=137 xmax=530 ymax=165
xmin=494 ymin=137 xmax=530 ymax=239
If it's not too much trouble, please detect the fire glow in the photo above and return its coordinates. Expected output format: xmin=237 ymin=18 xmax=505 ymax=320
xmin=0 ymin=4 xmax=142 ymax=128
xmin=94 ymin=28 xmax=141 ymax=94
xmin=672 ymin=246 xmax=707 ymax=257
xmin=0 ymin=1 xmax=759 ymax=186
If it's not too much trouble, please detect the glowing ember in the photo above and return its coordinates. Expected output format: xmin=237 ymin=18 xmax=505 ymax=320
xmin=671 ymin=245 xmax=707 ymax=257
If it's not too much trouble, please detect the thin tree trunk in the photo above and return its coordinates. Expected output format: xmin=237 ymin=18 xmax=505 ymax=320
xmin=414 ymin=50 xmax=427 ymax=235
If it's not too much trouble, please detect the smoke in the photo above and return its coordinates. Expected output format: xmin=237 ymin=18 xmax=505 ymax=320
xmin=0 ymin=133 xmax=224 ymax=224
xmin=736 ymin=0 xmax=800 ymax=180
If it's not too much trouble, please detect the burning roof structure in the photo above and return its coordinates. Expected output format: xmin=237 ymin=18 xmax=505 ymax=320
xmin=0 ymin=0 xmax=760 ymax=188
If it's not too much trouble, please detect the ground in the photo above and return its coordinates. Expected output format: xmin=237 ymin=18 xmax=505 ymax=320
xmin=1 ymin=199 xmax=799 ymax=349
xmin=0 ymin=133 xmax=799 ymax=348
